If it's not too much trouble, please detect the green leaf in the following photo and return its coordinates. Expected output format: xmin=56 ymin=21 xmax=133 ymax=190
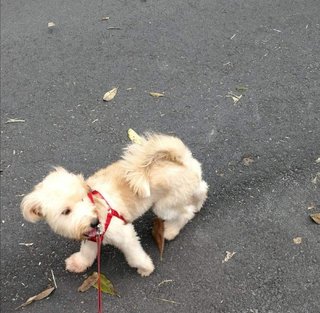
xmin=235 ymin=86 xmax=248 ymax=92
xmin=93 ymin=273 xmax=119 ymax=296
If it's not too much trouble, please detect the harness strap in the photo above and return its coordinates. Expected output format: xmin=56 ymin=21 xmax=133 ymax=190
xmin=87 ymin=190 xmax=126 ymax=242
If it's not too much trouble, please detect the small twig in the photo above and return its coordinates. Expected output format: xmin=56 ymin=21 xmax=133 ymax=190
xmin=51 ymin=269 xmax=57 ymax=289
xmin=19 ymin=243 xmax=34 ymax=247
xmin=107 ymin=27 xmax=122 ymax=30
xmin=5 ymin=118 xmax=25 ymax=124
xmin=155 ymin=298 xmax=180 ymax=304
xmin=157 ymin=279 xmax=174 ymax=287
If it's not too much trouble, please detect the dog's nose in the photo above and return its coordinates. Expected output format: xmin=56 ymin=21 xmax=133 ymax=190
xmin=90 ymin=218 xmax=99 ymax=228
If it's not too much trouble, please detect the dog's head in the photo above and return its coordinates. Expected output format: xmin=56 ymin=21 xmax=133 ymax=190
xmin=21 ymin=167 xmax=99 ymax=240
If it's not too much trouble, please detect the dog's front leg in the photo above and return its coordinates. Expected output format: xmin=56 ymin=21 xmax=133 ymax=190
xmin=106 ymin=219 xmax=155 ymax=277
xmin=65 ymin=240 xmax=97 ymax=273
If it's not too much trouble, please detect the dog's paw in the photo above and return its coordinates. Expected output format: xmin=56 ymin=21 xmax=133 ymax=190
xmin=137 ymin=257 xmax=155 ymax=277
xmin=164 ymin=223 xmax=180 ymax=241
xmin=65 ymin=253 xmax=90 ymax=273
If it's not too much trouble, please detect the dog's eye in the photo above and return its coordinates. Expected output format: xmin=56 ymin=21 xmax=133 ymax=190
xmin=62 ymin=208 xmax=71 ymax=215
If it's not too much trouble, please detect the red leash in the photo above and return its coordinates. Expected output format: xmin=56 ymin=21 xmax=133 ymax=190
xmin=97 ymin=232 xmax=102 ymax=313
xmin=88 ymin=190 xmax=126 ymax=313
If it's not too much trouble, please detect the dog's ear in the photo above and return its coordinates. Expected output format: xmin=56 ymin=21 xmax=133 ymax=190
xmin=21 ymin=191 xmax=44 ymax=223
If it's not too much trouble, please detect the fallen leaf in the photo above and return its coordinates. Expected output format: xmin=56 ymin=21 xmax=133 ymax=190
xmin=235 ymin=86 xmax=248 ymax=93
xmin=311 ymin=173 xmax=320 ymax=185
xmin=310 ymin=213 xmax=320 ymax=224
xmin=307 ymin=202 xmax=316 ymax=210
xmin=103 ymin=87 xmax=118 ymax=101
xmin=152 ymin=218 xmax=165 ymax=260
xmin=5 ymin=118 xmax=25 ymax=124
xmin=93 ymin=273 xmax=118 ymax=296
xmin=16 ymin=286 xmax=55 ymax=309
xmin=48 ymin=22 xmax=56 ymax=28
xmin=127 ymin=128 xmax=143 ymax=144
xmin=150 ymin=92 xmax=164 ymax=98
xmin=226 ymin=92 xmax=242 ymax=104
xmin=78 ymin=272 xmax=99 ymax=292
xmin=242 ymin=155 xmax=254 ymax=166
xmin=222 ymin=251 xmax=236 ymax=263
xmin=293 ymin=237 xmax=302 ymax=244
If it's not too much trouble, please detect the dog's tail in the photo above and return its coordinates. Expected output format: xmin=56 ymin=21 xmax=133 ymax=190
xmin=121 ymin=133 xmax=192 ymax=198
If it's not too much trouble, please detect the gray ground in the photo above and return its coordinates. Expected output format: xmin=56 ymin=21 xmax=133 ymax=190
xmin=1 ymin=0 xmax=320 ymax=312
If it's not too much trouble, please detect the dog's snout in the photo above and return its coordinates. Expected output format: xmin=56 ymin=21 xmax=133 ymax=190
xmin=90 ymin=218 xmax=99 ymax=228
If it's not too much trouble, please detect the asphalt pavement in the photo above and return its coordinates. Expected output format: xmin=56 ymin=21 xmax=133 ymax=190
xmin=1 ymin=0 xmax=319 ymax=312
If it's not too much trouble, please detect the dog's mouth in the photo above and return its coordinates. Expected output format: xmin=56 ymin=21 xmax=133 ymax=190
xmin=82 ymin=227 xmax=99 ymax=239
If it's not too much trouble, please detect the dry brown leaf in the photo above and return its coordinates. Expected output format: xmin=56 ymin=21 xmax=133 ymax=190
xmin=310 ymin=213 xmax=320 ymax=224
xmin=242 ymin=155 xmax=254 ymax=166
xmin=293 ymin=237 xmax=302 ymax=244
xmin=150 ymin=92 xmax=164 ymax=98
xmin=222 ymin=251 xmax=236 ymax=263
xmin=78 ymin=272 xmax=99 ymax=292
xmin=152 ymin=217 xmax=165 ymax=260
xmin=103 ymin=87 xmax=118 ymax=101
xmin=16 ymin=286 xmax=55 ymax=309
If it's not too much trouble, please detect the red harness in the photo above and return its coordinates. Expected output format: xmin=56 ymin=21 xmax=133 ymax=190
xmin=87 ymin=190 xmax=126 ymax=242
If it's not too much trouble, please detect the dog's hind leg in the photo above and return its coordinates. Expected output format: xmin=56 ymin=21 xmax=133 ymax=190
xmin=106 ymin=219 xmax=155 ymax=277
xmin=192 ymin=180 xmax=208 ymax=212
xmin=162 ymin=205 xmax=196 ymax=241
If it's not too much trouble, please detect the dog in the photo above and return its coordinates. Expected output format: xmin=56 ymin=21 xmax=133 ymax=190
xmin=21 ymin=133 xmax=208 ymax=276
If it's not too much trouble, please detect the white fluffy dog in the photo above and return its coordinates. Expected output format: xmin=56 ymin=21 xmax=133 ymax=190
xmin=21 ymin=134 xmax=208 ymax=276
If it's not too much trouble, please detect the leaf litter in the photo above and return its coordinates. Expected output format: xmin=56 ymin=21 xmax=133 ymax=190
xmin=78 ymin=272 xmax=118 ymax=296
xmin=293 ymin=237 xmax=302 ymax=244
xmin=18 ymin=243 xmax=34 ymax=246
xmin=16 ymin=286 xmax=55 ymax=309
xmin=48 ymin=22 xmax=56 ymax=29
xmin=155 ymin=298 xmax=180 ymax=305
xmin=310 ymin=213 xmax=320 ymax=224
xmin=78 ymin=272 xmax=99 ymax=292
xmin=226 ymin=92 xmax=242 ymax=105
xmin=128 ymin=128 xmax=143 ymax=144
xmin=235 ymin=86 xmax=248 ymax=93
xmin=242 ymin=155 xmax=255 ymax=166
xmin=150 ymin=92 xmax=164 ymax=98
xmin=152 ymin=217 xmax=165 ymax=260
xmin=158 ymin=279 xmax=174 ymax=287
xmin=5 ymin=118 xmax=25 ymax=124
xmin=93 ymin=273 xmax=119 ymax=296
xmin=103 ymin=87 xmax=118 ymax=101
xmin=222 ymin=251 xmax=236 ymax=263
xmin=311 ymin=173 xmax=320 ymax=185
